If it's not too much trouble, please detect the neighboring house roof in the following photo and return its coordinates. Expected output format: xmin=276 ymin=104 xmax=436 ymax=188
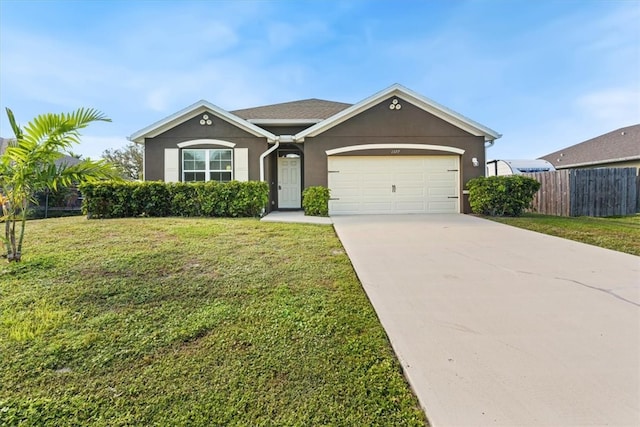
xmin=129 ymin=100 xmax=278 ymax=144
xmin=0 ymin=138 xmax=8 ymax=155
xmin=54 ymin=155 xmax=82 ymax=167
xmin=539 ymin=124 xmax=640 ymax=168
xmin=232 ymin=99 xmax=352 ymax=125
xmin=295 ymin=84 xmax=502 ymax=142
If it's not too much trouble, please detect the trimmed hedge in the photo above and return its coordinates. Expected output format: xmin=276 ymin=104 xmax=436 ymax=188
xmin=466 ymin=175 xmax=541 ymax=217
xmin=302 ymin=186 xmax=330 ymax=217
xmin=80 ymin=181 xmax=268 ymax=218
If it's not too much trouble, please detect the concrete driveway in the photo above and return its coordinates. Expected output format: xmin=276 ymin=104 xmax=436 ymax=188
xmin=332 ymin=214 xmax=640 ymax=427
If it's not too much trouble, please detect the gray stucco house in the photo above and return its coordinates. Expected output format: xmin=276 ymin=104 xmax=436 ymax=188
xmin=129 ymin=84 xmax=500 ymax=214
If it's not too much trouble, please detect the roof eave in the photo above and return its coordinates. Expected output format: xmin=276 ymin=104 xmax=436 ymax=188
xmin=247 ymin=118 xmax=323 ymax=126
xmin=551 ymin=155 xmax=640 ymax=169
xmin=295 ymin=84 xmax=501 ymax=142
xmin=129 ymin=100 xmax=277 ymax=143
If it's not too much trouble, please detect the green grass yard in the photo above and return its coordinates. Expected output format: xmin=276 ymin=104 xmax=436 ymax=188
xmin=488 ymin=213 xmax=640 ymax=256
xmin=0 ymin=217 xmax=427 ymax=426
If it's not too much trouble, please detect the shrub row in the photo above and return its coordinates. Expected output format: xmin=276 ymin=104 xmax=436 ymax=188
xmin=302 ymin=186 xmax=330 ymax=217
xmin=80 ymin=181 xmax=268 ymax=218
xmin=466 ymin=175 xmax=541 ymax=217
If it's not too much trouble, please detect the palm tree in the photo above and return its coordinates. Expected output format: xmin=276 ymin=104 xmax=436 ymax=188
xmin=0 ymin=107 xmax=121 ymax=262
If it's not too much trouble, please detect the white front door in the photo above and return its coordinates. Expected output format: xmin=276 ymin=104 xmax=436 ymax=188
xmin=278 ymin=157 xmax=301 ymax=208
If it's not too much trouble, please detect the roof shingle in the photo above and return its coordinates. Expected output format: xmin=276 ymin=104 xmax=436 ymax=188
xmin=539 ymin=124 xmax=640 ymax=168
xmin=231 ymin=98 xmax=352 ymax=121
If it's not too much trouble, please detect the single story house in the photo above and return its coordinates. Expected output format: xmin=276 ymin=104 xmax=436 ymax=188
xmin=129 ymin=84 xmax=501 ymax=215
xmin=539 ymin=124 xmax=640 ymax=171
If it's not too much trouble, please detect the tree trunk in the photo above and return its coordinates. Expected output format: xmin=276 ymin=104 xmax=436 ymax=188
xmin=15 ymin=199 xmax=27 ymax=262
xmin=8 ymin=217 xmax=18 ymax=262
xmin=3 ymin=217 xmax=11 ymax=260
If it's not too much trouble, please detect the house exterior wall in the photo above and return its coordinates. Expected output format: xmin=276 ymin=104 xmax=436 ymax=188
xmin=300 ymin=97 xmax=486 ymax=212
xmin=144 ymin=113 xmax=268 ymax=181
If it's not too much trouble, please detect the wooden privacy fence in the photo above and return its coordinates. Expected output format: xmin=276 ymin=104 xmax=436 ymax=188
xmin=522 ymin=167 xmax=639 ymax=217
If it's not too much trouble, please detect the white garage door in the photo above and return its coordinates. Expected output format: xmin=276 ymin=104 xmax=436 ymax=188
xmin=328 ymin=156 xmax=460 ymax=215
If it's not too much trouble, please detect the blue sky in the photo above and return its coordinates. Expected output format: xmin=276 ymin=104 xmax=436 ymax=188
xmin=1 ymin=0 xmax=638 ymax=160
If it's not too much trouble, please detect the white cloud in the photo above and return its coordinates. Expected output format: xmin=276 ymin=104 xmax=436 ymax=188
xmin=266 ymin=20 xmax=332 ymax=50
xmin=576 ymin=87 xmax=640 ymax=125
xmin=146 ymin=88 xmax=172 ymax=112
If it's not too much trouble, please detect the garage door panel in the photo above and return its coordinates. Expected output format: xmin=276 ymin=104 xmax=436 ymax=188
xmin=330 ymin=172 xmax=359 ymax=181
xmin=398 ymin=159 xmax=426 ymax=168
xmin=361 ymin=172 xmax=392 ymax=182
xmin=362 ymin=189 xmax=392 ymax=197
xmin=428 ymin=187 xmax=455 ymax=197
xmin=333 ymin=189 xmax=361 ymax=198
xmin=429 ymin=178 xmax=456 ymax=187
xmin=396 ymin=173 xmax=424 ymax=183
xmin=396 ymin=201 xmax=426 ymax=211
xmin=428 ymin=171 xmax=456 ymax=180
xmin=328 ymin=156 xmax=459 ymax=215
xmin=397 ymin=186 xmax=425 ymax=197
xmin=361 ymin=201 xmax=394 ymax=210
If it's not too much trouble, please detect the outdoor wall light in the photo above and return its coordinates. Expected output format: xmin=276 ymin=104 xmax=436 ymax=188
xmin=472 ymin=157 xmax=479 ymax=167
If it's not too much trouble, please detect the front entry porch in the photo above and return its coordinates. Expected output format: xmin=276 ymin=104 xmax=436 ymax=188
xmin=260 ymin=210 xmax=332 ymax=224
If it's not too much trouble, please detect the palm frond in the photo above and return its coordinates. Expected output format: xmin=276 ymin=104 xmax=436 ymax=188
xmin=23 ymin=113 xmax=77 ymax=152
xmin=17 ymin=108 xmax=111 ymax=155
xmin=68 ymin=108 xmax=112 ymax=126
xmin=55 ymin=159 xmax=122 ymax=187
xmin=5 ymin=108 xmax=23 ymax=141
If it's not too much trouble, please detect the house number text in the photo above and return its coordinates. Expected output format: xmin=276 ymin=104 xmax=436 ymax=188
xmin=390 ymin=149 xmax=401 ymax=154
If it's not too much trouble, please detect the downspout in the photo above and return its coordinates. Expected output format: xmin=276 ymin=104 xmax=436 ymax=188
xmin=260 ymin=137 xmax=280 ymax=182
xmin=259 ymin=137 xmax=280 ymax=215
xmin=485 ymin=138 xmax=495 ymax=177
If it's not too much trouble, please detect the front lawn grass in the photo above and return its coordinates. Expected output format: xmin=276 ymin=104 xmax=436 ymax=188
xmin=0 ymin=217 xmax=427 ymax=426
xmin=489 ymin=213 xmax=640 ymax=256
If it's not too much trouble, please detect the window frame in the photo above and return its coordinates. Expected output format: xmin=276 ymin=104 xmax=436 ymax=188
xmin=181 ymin=148 xmax=233 ymax=183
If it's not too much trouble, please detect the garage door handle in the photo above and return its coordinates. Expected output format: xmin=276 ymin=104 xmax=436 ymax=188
xmin=278 ymin=185 xmax=282 ymax=190
xmin=448 ymin=196 xmax=459 ymax=199
xmin=392 ymin=185 xmax=396 ymax=193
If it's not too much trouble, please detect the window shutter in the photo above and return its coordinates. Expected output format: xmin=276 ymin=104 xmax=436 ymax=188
xmin=164 ymin=148 xmax=179 ymax=182
xmin=234 ymin=148 xmax=249 ymax=182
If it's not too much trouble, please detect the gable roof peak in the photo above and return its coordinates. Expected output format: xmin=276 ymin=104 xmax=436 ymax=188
xmin=295 ymin=84 xmax=501 ymax=142
xmin=129 ymin=99 xmax=276 ymax=143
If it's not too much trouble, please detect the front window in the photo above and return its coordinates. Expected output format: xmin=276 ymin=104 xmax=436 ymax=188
xmin=182 ymin=149 xmax=232 ymax=182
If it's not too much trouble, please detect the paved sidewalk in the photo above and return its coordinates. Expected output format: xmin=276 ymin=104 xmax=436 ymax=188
xmin=332 ymin=214 xmax=640 ymax=427
xmin=260 ymin=210 xmax=332 ymax=225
